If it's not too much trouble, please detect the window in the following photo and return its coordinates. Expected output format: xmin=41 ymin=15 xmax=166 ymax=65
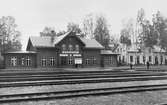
xmin=68 ymin=57 xmax=73 ymax=65
xmin=91 ymin=57 xmax=96 ymax=64
xmin=49 ymin=57 xmax=55 ymax=66
xmin=0 ymin=39 xmax=2 ymax=44
xmin=41 ymin=58 xmax=47 ymax=66
xmin=26 ymin=56 xmax=31 ymax=66
xmin=117 ymin=49 xmax=119 ymax=53
xmin=69 ymin=44 xmax=73 ymax=51
xmin=75 ymin=44 xmax=79 ymax=51
xmin=137 ymin=56 xmax=140 ymax=64
xmin=143 ymin=56 xmax=145 ymax=62
xmin=149 ymin=56 xmax=152 ymax=62
xmin=161 ymin=56 xmax=163 ymax=64
xmin=122 ymin=56 xmax=125 ymax=63
xmin=85 ymin=59 xmax=90 ymax=65
xmin=130 ymin=56 xmax=133 ymax=62
xmin=11 ymin=57 xmax=17 ymax=66
xmin=62 ymin=44 xmax=66 ymax=51
xmin=109 ymin=57 xmax=112 ymax=64
xmin=21 ymin=58 xmax=24 ymax=66
xmin=69 ymin=38 xmax=72 ymax=42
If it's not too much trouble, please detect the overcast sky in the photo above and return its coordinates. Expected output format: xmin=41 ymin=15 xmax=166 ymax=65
xmin=0 ymin=0 xmax=167 ymax=50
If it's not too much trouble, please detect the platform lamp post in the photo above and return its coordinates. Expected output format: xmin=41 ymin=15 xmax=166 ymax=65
xmin=0 ymin=35 xmax=7 ymax=68
xmin=0 ymin=34 xmax=4 ymax=68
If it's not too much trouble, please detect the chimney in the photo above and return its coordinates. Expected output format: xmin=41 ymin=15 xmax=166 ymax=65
xmin=51 ymin=30 xmax=56 ymax=43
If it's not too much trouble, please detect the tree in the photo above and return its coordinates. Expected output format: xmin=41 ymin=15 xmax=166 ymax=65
xmin=67 ymin=22 xmax=85 ymax=37
xmin=142 ymin=20 xmax=158 ymax=48
xmin=119 ymin=19 xmax=134 ymax=46
xmin=67 ymin=22 xmax=81 ymax=33
xmin=136 ymin=8 xmax=158 ymax=49
xmin=40 ymin=27 xmax=55 ymax=37
xmin=40 ymin=27 xmax=66 ymax=37
xmin=152 ymin=11 xmax=167 ymax=50
xmin=0 ymin=16 xmax=22 ymax=52
xmin=136 ymin=8 xmax=146 ymax=47
xmin=120 ymin=29 xmax=131 ymax=46
xmin=56 ymin=30 xmax=66 ymax=36
xmin=82 ymin=14 xmax=95 ymax=38
xmin=94 ymin=15 xmax=110 ymax=49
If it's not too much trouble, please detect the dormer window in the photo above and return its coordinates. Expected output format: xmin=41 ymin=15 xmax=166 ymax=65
xmin=62 ymin=44 xmax=66 ymax=51
xmin=69 ymin=44 xmax=73 ymax=51
xmin=75 ymin=44 xmax=79 ymax=51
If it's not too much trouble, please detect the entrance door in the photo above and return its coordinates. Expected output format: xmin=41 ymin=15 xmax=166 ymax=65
xmin=61 ymin=57 xmax=67 ymax=66
xmin=137 ymin=56 xmax=140 ymax=64
xmin=155 ymin=56 xmax=158 ymax=65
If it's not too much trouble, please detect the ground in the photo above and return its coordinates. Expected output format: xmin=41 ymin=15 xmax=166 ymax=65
xmin=1 ymin=65 xmax=167 ymax=105
xmin=2 ymin=90 xmax=167 ymax=105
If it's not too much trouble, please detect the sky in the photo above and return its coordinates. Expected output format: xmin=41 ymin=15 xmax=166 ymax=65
xmin=0 ymin=0 xmax=167 ymax=50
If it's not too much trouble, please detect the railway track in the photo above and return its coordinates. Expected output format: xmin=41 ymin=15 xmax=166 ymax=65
xmin=1 ymin=84 xmax=167 ymax=103
xmin=1 ymin=70 xmax=167 ymax=88
xmin=0 ymin=72 xmax=167 ymax=82
xmin=1 ymin=75 xmax=167 ymax=88
xmin=0 ymin=71 xmax=148 ymax=77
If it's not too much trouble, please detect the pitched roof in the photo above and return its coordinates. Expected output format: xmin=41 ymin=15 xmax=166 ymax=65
xmin=101 ymin=50 xmax=119 ymax=55
xmin=5 ymin=51 xmax=36 ymax=54
xmin=54 ymin=31 xmax=70 ymax=45
xmin=29 ymin=36 xmax=54 ymax=47
xmin=79 ymin=38 xmax=104 ymax=49
xmin=29 ymin=32 xmax=104 ymax=49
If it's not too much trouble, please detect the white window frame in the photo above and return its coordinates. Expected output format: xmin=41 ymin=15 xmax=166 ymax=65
xmin=11 ymin=57 xmax=17 ymax=66
xmin=21 ymin=58 xmax=24 ymax=66
xmin=68 ymin=57 xmax=73 ymax=65
xmin=50 ymin=57 xmax=55 ymax=66
xmin=109 ymin=56 xmax=112 ymax=64
xmin=41 ymin=58 xmax=47 ymax=66
xmin=62 ymin=44 xmax=66 ymax=51
xmin=69 ymin=44 xmax=73 ymax=51
xmin=85 ymin=59 xmax=90 ymax=65
xmin=91 ymin=57 xmax=96 ymax=64
xmin=75 ymin=44 xmax=79 ymax=51
xmin=26 ymin=56 xmax=31 ymax=66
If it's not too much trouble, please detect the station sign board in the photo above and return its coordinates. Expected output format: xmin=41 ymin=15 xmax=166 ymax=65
xmin=60 ymin=54 xmax=82 ymax=57
xmin=73 ymin=54 xmax=81 ymax=57
xmin=62 ymin=51 xmax=79 ymax=54
xmin=75 ymin=58 xmax=82 ymax=64
xmin=59 ymin=54 xmax=68 ymax=56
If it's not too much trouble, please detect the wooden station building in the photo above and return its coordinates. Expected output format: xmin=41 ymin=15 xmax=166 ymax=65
xmin=4 ymin=31 xmax=119 ymax=68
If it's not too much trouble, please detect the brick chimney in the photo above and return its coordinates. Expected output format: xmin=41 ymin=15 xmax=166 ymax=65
xmin=51 ymin=30 xmax=56 ymax=43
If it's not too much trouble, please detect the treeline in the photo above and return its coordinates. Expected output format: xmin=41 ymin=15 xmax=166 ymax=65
xmin=40 ymin=14 xmax=111 ymax=49
xmin=0 ymin=16 xmax=22 ymax=52
xmin=120 ymin=8 xmax=167 ymax=51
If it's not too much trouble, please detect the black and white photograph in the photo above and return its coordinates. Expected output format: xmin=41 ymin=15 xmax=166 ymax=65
xmin=1 ymin=0 xmax=167 ymax=105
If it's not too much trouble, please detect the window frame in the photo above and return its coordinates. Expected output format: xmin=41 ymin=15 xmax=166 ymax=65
xmin=69 ymin=44 xmax=73 ymax=51
xmin=85 ymin=59 xmax=90 ymax=65
xmin=149 ymin=56 xmax=152 ymax=62
xmin=41 ymin=57 xmax=47 ymax=67
xmin=26 ymin=56 xmax=31 ymax=66
xmin=130 ymin=56 xmax=133 ymax=63
xmin=49 ymin=57 xmax=55 ymax=66
xmin=75 ymin=44 xmax=79 ymax=51
xmin=11 ymin=57 xmax=17 ymax=66
xmin=62 ymin=44 xmax=66 ymax=51
xmin=68 ymin=57 xmax=73 ymax=65
xmin=21 ymin=57 xmax=24 ymax=66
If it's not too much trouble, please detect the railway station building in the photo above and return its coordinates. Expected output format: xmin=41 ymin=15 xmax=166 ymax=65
xmin=3 ymin=31 xmax=119 ymax=68
xmin=116 ymin=43 xmax=167 ymax=65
